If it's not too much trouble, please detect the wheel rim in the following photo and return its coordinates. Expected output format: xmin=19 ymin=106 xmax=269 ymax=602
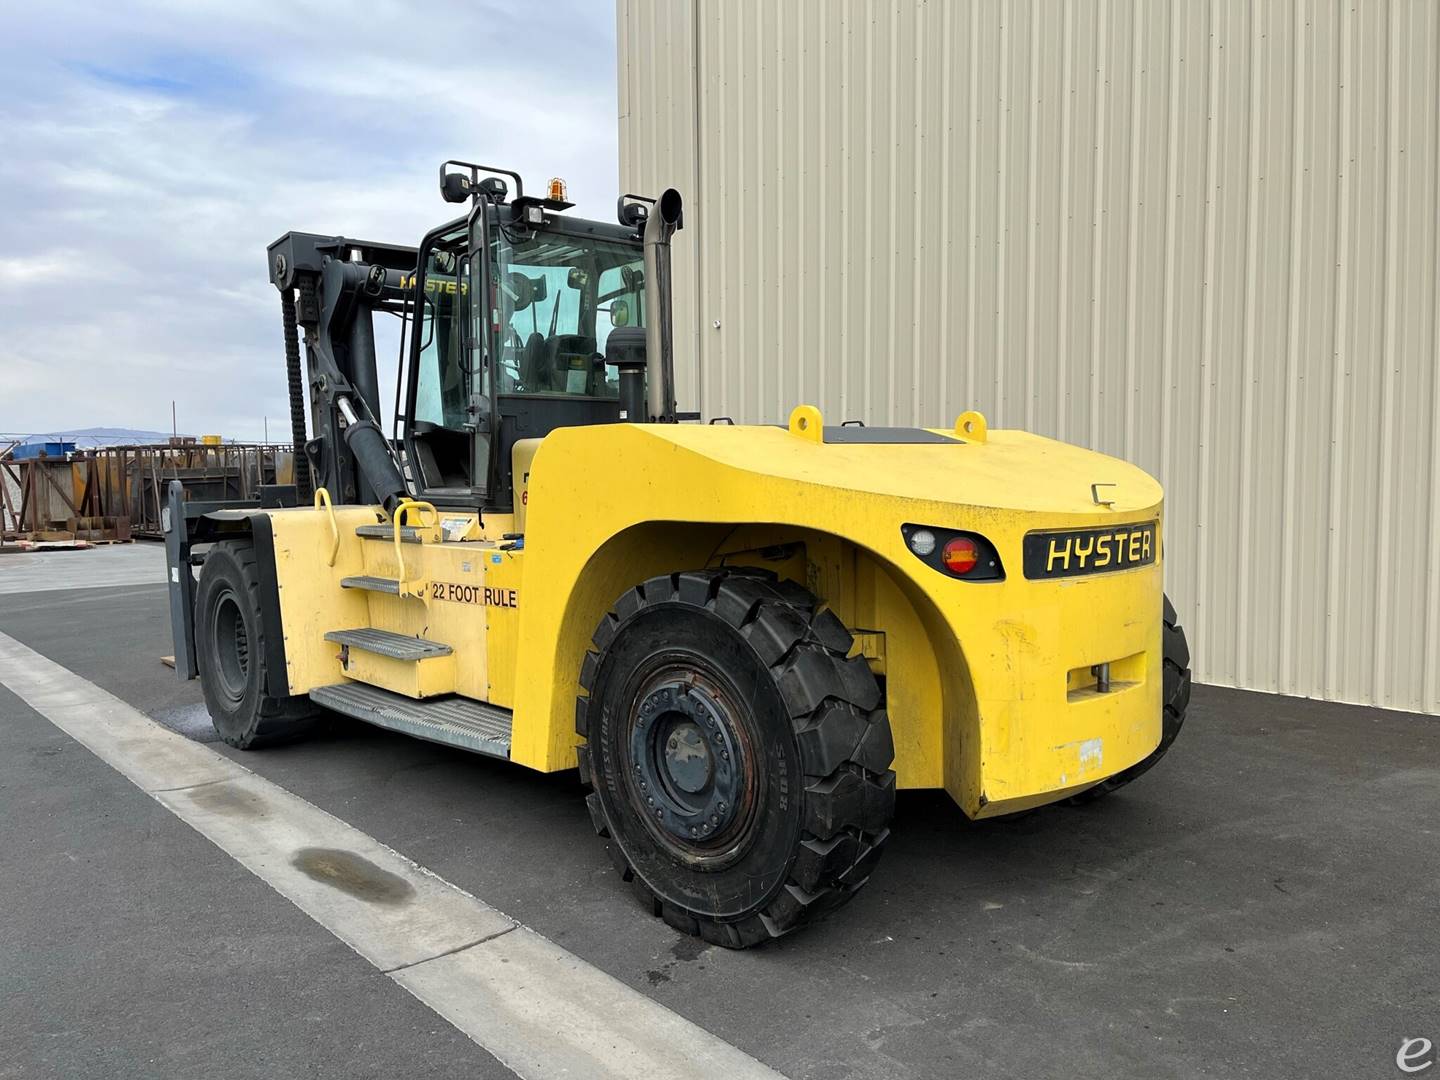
xmin=210 ymin=588 xmax=250 ymax=705
xmin=621 ymin=657 xmax=758 ymax=867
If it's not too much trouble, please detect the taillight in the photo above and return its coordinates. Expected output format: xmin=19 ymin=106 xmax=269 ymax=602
xmin=942 ymin=537 xmax=979 ymax=575
xmin=900 ymin=524 xmax=1005 ymax=581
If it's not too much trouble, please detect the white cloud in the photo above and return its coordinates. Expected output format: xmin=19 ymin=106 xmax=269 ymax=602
xmin=0 ymin=0 xmax=620 ymax=440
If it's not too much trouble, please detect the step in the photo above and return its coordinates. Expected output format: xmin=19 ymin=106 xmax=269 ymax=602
xmin=324 ymin=627 xmax=451 ymax=660
xmin=309 ymin=682 xmax=512 ymax=760
xmin=356 ymin=523 xmax=423 ymax=543
xmin=340 ymin=574 xmax=400 ymax=595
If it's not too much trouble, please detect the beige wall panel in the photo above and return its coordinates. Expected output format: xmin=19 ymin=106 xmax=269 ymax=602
xmin=620 ymin=0 xmax=1440 ymax=714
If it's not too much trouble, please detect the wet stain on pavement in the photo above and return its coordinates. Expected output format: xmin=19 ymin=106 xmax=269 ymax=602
xmin=291 ymin=847 xmax=415 ymax=906
xmin=670 ymin=936 xmax=708 ymax=962
xmin=188 ymin=783 xmax=266 ymax=820
xmin=644 ymin=934 xmax=711 ymax=986
xmin=149 ymin=703 xmax=222 ymax=743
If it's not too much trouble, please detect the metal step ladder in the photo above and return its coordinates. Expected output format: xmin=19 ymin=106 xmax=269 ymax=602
xmin=340 ymin=574 xmax=400 ymax=595
xmin=309 ymin=682 xmax=513 ymax=760
xmin=355 ymin=523 xmax=423 ymax=543
xmin=323 ymin=627 xmax=450 ymax=659
xmin=323 ymin=627 xmax=455 ymax=697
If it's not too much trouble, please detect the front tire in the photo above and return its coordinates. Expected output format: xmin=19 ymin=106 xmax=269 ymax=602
xmin=577 ymin=569 xmax=895 ymax=948
xmin=195 ymin=539 xmax=315 ymax=749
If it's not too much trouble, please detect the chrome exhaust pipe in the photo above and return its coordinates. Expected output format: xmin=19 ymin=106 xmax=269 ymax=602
xmin=643 ymin=188 xmax=683 ymax=422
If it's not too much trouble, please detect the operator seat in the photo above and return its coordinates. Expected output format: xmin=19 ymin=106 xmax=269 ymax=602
xmin=521 ymin=332 xmax=550 ymax=391
xmin=546 ymin=334 xmax=599 ymax=394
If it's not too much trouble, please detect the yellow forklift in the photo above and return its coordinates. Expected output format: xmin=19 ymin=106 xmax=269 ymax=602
xmin=165 ymin=163 xmax=1191 ymax=948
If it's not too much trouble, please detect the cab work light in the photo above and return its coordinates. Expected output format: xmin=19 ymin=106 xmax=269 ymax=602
xmin=900 ymin=523 xmax=1005 ymax=581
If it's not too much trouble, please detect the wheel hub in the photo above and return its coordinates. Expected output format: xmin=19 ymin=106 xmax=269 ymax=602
xmin=629 ymin=680 xmax=742 ymax=846
xmin=663 ymin=721 xmax=711 ymax=793
xmin=212 ymin=590 xmax=250 ymax=703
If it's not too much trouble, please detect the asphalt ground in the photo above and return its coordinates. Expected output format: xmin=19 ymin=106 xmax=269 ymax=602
xmin=2 ymin=545 xmax=1437 ymax=1078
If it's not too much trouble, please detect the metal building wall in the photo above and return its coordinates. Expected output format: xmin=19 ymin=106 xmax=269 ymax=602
xmin=618 ymin=0 xmax=1440 ymax=715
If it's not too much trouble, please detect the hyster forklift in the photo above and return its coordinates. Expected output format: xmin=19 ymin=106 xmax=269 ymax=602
xmin=165 ymin=162 xmax=1191 ymax=948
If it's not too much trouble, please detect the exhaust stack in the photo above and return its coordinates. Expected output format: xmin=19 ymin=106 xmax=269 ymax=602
xmin=642 ymin=188 xmax=683 ymax=422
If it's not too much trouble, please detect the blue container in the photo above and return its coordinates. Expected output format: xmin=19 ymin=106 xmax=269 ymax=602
xmin=9 ymin=440 xmax=76 ymax=460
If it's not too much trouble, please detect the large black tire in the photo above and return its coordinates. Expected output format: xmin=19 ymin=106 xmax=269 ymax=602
xmin=1068 ymin=594 xmax=1192 ymax=804
xmin=195 ymin=539 xmax=316 ymax=749
xmin=576 ymin=568 xmax=895 ymax=948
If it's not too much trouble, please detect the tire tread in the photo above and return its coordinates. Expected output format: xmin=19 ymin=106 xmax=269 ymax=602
xmin=576 ymin=567 xmax=896 ymax=947
xmin=197 ymin=539 xmax=316 ymax=749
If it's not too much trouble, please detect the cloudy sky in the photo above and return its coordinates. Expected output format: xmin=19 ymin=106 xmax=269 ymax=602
xmin=0 ymin=0 xmax=619 ymax=441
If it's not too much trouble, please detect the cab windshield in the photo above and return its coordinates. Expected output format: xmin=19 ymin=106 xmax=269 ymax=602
xmin=490 ymin=226 xmax=644 ymax=398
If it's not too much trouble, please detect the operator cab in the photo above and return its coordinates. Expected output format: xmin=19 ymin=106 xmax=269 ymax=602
xmin=403 ymin=165 xmax=652 ymax=511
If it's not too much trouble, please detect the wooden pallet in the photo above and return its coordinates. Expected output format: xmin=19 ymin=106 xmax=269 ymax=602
xmin=7 ymin=537 xmax=92 ymax=551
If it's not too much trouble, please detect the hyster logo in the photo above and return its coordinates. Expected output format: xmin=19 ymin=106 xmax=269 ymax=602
xmin=1046 ymin=528 xmax=1153 ymax=573
xmin=1022 ymin=521 xmax=1158 ymax=580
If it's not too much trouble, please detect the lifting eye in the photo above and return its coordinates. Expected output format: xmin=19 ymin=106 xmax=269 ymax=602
xmin=901 ymin=524 xmax=1005 ymax=581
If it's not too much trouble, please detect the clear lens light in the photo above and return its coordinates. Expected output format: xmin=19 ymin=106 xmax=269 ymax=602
xmin=908 ymin=529 xmax=937 ymax=556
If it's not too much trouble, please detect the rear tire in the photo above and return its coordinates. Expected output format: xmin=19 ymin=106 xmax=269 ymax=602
xmin=1068 ymin=593 xmax=1192 ymax=804
xmin=577 ymin=568 xmax=895 ymax=948
xmin=195 ymin=539 xmax=316 ymax=749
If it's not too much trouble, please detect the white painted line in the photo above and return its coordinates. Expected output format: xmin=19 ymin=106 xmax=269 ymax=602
xmin=395 ymin=930 xmax=768 ymax=1080
xmin=0 ymin=629 xmax=783 ymax=1080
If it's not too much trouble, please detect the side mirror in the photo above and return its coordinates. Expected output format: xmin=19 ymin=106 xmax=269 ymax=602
xmin=610 ymin=299 xmax=630 ymax=327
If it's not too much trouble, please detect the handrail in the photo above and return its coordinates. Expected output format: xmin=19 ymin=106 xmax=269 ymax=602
xmin=391 ymin=498 xmax=439 ymax=599
xmin=313 ymin=487 xmax=339 ymax=566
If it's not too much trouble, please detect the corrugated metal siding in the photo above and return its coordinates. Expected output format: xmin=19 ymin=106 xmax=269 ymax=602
xmin=618 ymin=0 xmax=1440 ymax=714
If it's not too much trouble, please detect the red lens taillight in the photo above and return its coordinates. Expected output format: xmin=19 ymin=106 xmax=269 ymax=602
xmin=942 ymin=536 xmax=979 ymax=575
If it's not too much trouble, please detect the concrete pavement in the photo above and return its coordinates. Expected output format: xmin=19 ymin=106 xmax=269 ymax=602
xmin=1 ymin=545 xmax=1436 ymax=1078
